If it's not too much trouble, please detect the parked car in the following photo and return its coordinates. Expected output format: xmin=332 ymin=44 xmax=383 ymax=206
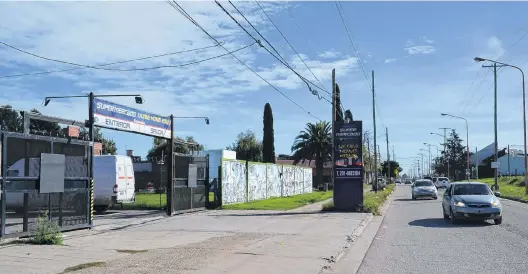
xmin=435 ymin=177 xmax=450 ymax=188
xmin=442 ymin=182 xmax=502 ymax=225
xmin=412 ymin=179 xmax=438 ymax=200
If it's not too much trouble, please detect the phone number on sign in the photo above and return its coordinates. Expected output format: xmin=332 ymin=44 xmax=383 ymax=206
xmin=336 ymin=170 xmax=361 ymax=177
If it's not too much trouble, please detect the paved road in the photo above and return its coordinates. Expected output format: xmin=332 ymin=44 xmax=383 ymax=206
xmin=356 ymin=185 xmax=528 ymax=274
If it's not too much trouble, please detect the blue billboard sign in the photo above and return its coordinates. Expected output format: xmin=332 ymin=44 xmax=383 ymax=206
xmin=92 ymin=98 xmax=172 ymax=139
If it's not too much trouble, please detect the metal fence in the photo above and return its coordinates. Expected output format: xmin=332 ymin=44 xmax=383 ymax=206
xmin=0 ymin=131 xmax=91 ymax=238
xmin=172 ymin=153 xmax=209 ymax=211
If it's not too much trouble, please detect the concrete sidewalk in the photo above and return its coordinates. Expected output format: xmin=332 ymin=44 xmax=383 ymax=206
xmin=0 ymin=202 xmax=370 ymax=274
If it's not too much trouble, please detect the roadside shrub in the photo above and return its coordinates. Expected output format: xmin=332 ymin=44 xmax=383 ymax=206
xmin=33 ymin=211 xmax=63 ymax=245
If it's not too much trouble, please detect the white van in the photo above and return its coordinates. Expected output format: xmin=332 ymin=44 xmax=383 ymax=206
xmin=4 ymin=155 xmax=136 ymax=214
xmin=93 ymin=155 xmax=136 ymax=213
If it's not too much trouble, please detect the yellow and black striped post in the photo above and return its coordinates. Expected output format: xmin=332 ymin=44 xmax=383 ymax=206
xmin=90 ymin=178 xmax=94 ymax=221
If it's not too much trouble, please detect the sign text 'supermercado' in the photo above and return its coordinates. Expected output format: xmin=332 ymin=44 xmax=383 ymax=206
xmin=93 ymin=98 xmax=171 ymax=139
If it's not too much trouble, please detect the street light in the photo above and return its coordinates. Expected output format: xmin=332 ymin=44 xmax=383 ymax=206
xmin=430 ymin=132 xmax=443 ymax=138
xmin=43 ymin=94 xmax=143 ymax=107
xmin=420 ymin=148 xmax=430 ymax=175
xmin=173 ymin=116 xmax=210 ymax=125
xmin=474 ymin=57 xmax=527 ymax=193
xmin=441 ymin=113 xmax=470 ymax=181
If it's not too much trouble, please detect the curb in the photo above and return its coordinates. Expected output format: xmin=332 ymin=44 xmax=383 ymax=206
xmin=500 ymin=195 xmax=528 ymax=204
xmin=320 ymin=184 xmax=397 ymax=274
xmin=318 ymin=185 xmax=396 ymax=273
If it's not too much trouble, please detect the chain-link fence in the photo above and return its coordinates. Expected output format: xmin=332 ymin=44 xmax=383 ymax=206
xmin=1 ymin=131 xmax=91 ymax=238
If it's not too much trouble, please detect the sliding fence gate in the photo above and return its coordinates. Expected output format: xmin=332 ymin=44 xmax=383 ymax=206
xmin=172 ymin=153 xmax=209 ymax=212
xmin=0 ymin=131 xmax=91 ymax=238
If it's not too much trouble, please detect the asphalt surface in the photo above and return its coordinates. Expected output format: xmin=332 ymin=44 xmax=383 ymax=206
xmin=356 ymin=184 xmax=528 ymax=274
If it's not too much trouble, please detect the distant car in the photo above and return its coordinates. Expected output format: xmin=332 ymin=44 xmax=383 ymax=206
xmin=435 ymin=177 xmax=450 ymax=188
xmin=442 ymin=182 xmax=502 ymax=225
xmin=405 ymin=180 xmax=412 ymax=185
xmin=412 ymin=179 xmax=438 ymax=200
xmin=424 ymin=176 xmax=433 ymax=181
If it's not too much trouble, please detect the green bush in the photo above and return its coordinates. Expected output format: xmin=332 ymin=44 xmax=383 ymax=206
xmin=33 ymin=211 xmax=63 ymax=245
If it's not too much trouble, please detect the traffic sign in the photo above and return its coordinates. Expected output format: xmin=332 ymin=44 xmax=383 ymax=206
xmin=491 ymin=162 xmax=500 ymax=169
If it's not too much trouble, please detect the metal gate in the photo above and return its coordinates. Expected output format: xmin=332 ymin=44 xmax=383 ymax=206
xmin=172 ymin=153 xmax=209 ymax=211
xmin=0 ymin=131 xmax=91 ymax=238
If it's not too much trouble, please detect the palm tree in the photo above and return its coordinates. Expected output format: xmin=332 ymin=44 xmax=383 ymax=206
xmin=291 ymin=121 xmax=332 ymax=186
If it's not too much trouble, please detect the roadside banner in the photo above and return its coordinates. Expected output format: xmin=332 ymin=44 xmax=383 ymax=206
xmin=333 ymin=120 xmax=364 ymax=210
xmin=92 ymin=98 xmax=172 ymax=139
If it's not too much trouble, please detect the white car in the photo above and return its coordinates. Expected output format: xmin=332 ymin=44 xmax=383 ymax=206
xmin=435 ymin=177 xmax=450 ymax=189
xmin=412 ymin=179 xmax=438 ymax=200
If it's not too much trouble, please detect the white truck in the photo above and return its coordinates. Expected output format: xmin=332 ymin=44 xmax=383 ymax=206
xmin=5 ymin=155 xmax=136 ymax=214
xmin=93 ymin=155 xmax=136 ymax=213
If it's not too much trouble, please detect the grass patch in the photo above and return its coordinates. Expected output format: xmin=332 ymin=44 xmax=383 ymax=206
xmin=476 ymin=176 xmax=528 ymax=202
xmin=322 ymin=184 xmax=395 ymax=215
xmin=221 ymin=191 xmax=333 ymax=210
xmin=116 ymin=249 xmax=148 ymax=254
xmin=61 ymin=262 xmax=105 ymax=273
xmin=115 ymin=193 xmax=167 ymax=210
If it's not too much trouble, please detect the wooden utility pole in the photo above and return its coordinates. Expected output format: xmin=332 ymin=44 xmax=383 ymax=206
xmin=331 ymin=69 xmax=336 ymax=188
xmin=372 ymin=70 xmax=378 ymax=192
xmin=386 ymin=127 xmax=390 ymax=183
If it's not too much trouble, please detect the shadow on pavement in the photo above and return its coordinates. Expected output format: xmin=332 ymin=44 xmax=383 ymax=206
xmin=393 ymin=198 xmax=437 ymax=202
xmin=211 ymin=211 xmax=347 ymax=217
xmin=408 ymin=218 xmax=493 ymax=228
xmin=95 ymin=210 xmax=165 ymax=219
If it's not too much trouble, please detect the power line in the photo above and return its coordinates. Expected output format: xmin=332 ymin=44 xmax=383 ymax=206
xmin=254 ymin=0 xmax=330 ymax=96
xmin=0 ymin=40 xmax=254 ymax=76
xmin=334 ymin=1 xmax=385 ymax=128
xmin=222 ymin=0 xmax=329 ymax=102
xmin=459 ymin=28 xmax=528 ymax=117
xmin=166 ymin=0 xmax=321 ymax=121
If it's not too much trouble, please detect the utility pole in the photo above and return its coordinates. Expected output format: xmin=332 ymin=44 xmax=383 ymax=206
xmin=475 ymin=147 xmax=479 ymax=179
xmin=366 ymin=132 xmax=372 ymax=184
xmin=392 ymin=145 xmax=395 ymax=162
xmin=508 ymin=144 xmax=511 ymax=177
xmin=440 ymin=127 xmax=451 ymax=179
xmin=372 ymin=70 xmax=378 ymax=192
xmin=331 ymin=69 xmax=336 ymax=189
xmin=386 ymin=127 xmax=390 ymax=183
xmin=483 ymin=62 xmax=500 ymax=189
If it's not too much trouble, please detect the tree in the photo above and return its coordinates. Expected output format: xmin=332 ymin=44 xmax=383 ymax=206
xmin=381 ymin=160 xmax=402 ymax=177
xmin=344 ymin=109 xmax=353 ymax=121
xmin=434 ymin=129 xmax=472 ymax=179
xmin=226 ymin=130 xmax=262 ymax=162
xmin=78 ymin=128 xmax=117 ymax=155
xmin=147 ymin=136 xmax=204 ymax=159
xmin=0 ymin=105 xmax=23 ymax=132
xmin=0 ymin=106 xmax=61 ymax=135
xmin=28 ymin=109 xmax=62 ymax=136
xmin=262 ymin=103 xmax=275 ymax=163
xmin=335 ymin=84 xmax=344 ymax=122
xmin=291 ymin=121 xmax=332 ymax=186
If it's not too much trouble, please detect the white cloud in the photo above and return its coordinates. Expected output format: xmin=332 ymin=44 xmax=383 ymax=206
xmin=422 ymin=36 xmax=434 ymax=44
xmin=318 ymin=49 xmax=341 ymax=59
xmin=486 ymin=36 xmax=505 ymax=59
xmin=384 ymin=58 xmax=397 ymax=64
xmin=404 ymin=45 xmax=436 ymax=55
xmin=0 ymin=1 xmax=359 ymax=156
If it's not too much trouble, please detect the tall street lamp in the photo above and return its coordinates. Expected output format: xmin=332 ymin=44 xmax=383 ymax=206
xmin=425 ymin=143 xmax=440 ymax=172
xmin=422 ymin=145 xmax=432 ymax=175
xmin=474 ymin=57 xmax=527 ymax=193
xmin=441 ymin=113 xmax=470 ymax=181
xmin=431 ymin=131 xmax=451 ymax=178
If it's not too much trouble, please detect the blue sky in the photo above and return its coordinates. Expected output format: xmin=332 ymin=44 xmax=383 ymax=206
xmin=1 ymin=1 xmax=528 ymax=174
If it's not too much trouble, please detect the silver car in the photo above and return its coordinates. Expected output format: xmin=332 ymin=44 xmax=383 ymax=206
xmin=412 ymin=179 xmax=438 ymax=200
xmin=442 ymin=182 xmax=502 ymax=225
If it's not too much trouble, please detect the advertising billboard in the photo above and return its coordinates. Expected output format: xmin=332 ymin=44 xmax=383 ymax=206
xmin=93 ymin=98 xmax=172 ymax=139
xmin=333 ymin=120 xmax=364 ymax=210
